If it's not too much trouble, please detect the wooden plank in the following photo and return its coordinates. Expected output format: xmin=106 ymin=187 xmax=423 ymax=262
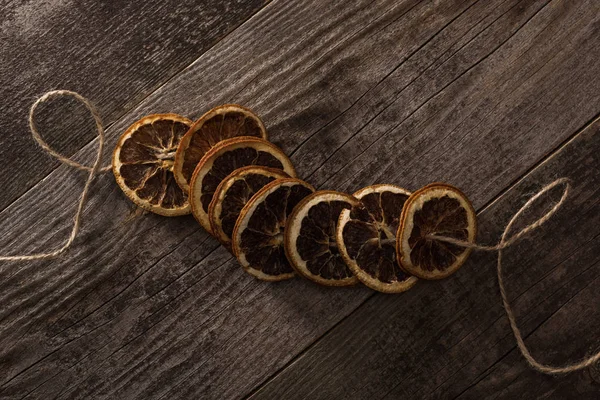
xmin=0 ymin=0 xmax=267 ymax=210
xmin=0 ymin=0 xmax=599 ymax=398
xmin=250 ymin=120 xmax=600 ymax=399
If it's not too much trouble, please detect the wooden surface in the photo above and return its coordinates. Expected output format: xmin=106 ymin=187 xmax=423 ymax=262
xmin=0 ymin=0 xmax=598 ymax=399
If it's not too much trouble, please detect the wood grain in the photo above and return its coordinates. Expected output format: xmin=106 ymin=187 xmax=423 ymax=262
xmin=0 ymin=0 xmax=599 ymax=398
xmin=0 ymin=0 xmax=266 ymax=210
xmin=251 ymin=117 xmax=600 ymax=400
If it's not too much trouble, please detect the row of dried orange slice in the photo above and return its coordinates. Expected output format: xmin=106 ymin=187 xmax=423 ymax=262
xmin=111 ymin=107 xmax=477 ymax=293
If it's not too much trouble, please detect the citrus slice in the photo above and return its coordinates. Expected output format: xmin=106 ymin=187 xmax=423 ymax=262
xmin=284 ymin=191 xmax=359 ymax=286
xmin=396 ymin=183 xmax=477 ymax=280
xmin=174 ymin=104 xmax=267 ymax=192
xmin=208 ymin=166 xmax=290 ymax=247
xmin=336 ymin=184 xmax=417 ymax=293
xmin=112 ymin=113 xmax=193 ymax=216
xmin=232 ymin=178 xmax=315 ymax=281
xmin=189 ymin=137 xmax=296 ymax=234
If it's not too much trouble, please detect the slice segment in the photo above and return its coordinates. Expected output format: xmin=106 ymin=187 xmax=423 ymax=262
xmin=232 ymin=178 xmax=315 ymax=281
xmin=397 ymin=183 xmax=477 ymax=280
xmin=209 ymin=166 xmax=289 ymax=247
xmin=112 ymin=113 xmax=192 ymax=216
xmin=174 ymin=104 xmax=267 ymax=192
xmin=285 ymin=191 xmax=359 ymax=286
xmin=189 ymin=137 xmax=296 ymax=234
xmin=337 ymin=184 xmax=417 ymax=293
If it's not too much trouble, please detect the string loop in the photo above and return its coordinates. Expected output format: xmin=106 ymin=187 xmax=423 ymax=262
xmin=0 ymin=90 xmax=110 ymax=261
xmin=432 ymin=178 xmax=600 ymax=375
xmin=428 ymin=178 xmax=570 ymax=251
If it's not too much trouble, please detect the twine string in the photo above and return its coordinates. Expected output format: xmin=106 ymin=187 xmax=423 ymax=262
xmin=0 ymin=90 xmax=110 ymax=261
xmin=430 ymin=178 xmax=600 ymax=375
xmin=1 ymin=90 xmax=597 ymax=375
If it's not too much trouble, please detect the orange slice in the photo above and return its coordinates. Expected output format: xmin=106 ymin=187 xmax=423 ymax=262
xmin=173 ymin=104 xmax=267 ymax=192
xmin=396 ymin=183 xmax=477 ymax=280
xmin=284 ymin=191 xmax=359 ymax=286
xmin=337 ymin=184 xmax=417 ymax=293
xmin=189 ymin=137 xmax=296 ymax=234
xmin=232 ymin=178 xmax=315 ymax=281
xmin=112 ymin=114 xmax=193 ymax=216
xmin=208 ymin=166 xmax=289 ymax=247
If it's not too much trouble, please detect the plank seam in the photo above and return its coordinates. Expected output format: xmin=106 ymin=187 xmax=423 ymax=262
xmin=233 ymin=0 xmax=418 ymax=102
xmin=328 ymin=0 xmax=553 ymax=190
xmin=289 ymin=0 xmax=485 ymax=160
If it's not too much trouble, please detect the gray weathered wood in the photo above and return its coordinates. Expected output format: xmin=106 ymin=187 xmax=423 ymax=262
xmin=251 ymin=117 xmax=600 ymax=400
xmin=0 ymin=0 xmax=267 ymax=210
xmin=0 ymin=0 xmax=599 ymax=398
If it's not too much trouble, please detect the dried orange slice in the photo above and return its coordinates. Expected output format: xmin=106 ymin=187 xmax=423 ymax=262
xmin=112 ymin=114 xmax=193 ymax=216
xmin=208 ymin=166 xmax=289 ymax=247
xmin=232 ymin=178 xmax=315 ymax=281
xmin=173 ymin=104 xmax=267 ymax=192
xmin=396 ymin=183 xmax=477 ymax=280
xmin=189 ymin=137 xmax=296 ymax=234
xmin=336 ymin=184 xmax=417 ymax=293
xmin=284 ymin=191 xmax=359 ymax=286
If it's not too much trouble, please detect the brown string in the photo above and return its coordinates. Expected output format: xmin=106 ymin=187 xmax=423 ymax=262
xmin=1 ymin=90 xmax=596 ymax=375
xmin=0 ymin=90 xmax=110 ymax=261
xmin=430 ymin=178 xmax=600 ymax=375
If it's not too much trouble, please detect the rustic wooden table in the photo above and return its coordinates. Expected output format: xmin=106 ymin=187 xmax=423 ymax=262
xmin=1 ymin=1 xmax=599 ymax=399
